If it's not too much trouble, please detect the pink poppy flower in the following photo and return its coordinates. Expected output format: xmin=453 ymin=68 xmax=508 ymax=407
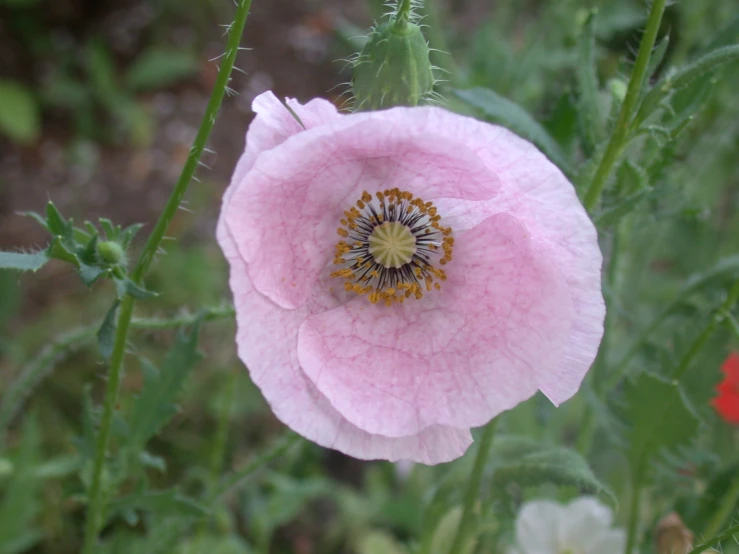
xmin=217 ymin=91 xmax=604 ymax=464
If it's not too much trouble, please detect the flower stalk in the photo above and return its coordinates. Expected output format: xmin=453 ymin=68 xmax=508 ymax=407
xmin=80 ymin=1 xmax=253 ymax=552
xmin=448 ymin=418 xmax=499 ymax=554
xmin=583 ymin=0 xmax=667 ymax=212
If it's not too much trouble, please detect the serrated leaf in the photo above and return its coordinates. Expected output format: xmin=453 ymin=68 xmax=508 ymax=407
xmin=113 ymin=277 xmax=158 ymax=300
xmin=78 ymin=233 xmax=99 ymax=266
xmin=120 ymin=223 xmax=144 ymax=249
xmin=79 ymin=264 xmax=106 ymax=287
xmin=576 ymin=10 xmax=604 ymax=155
xmin=19 ymin=211 xmax=48 ymax=231
xmin=0 ymin=79 xmax=40 ymax=144
xmin=107 ymin=489 xmax=207 ymax=526
xmin=0 ymin=251 xmax=49 ymax=272
xmin=620 ymin=373 xmax=699 ymax=476
xmin=46 ymin=236 xmax=79 ymax=266
xmin=126 ymin=323 xmax=203 ymax=455
xmin=636 ymin=45 xmax=739 ymax=125
xmin=96 ymin=300 xmax=119 ymax=361
xmin=126 ymin=48 xmax=200 ymax=92
xmin=452 ymin=88 xmax=571 ymax=174
xmin=490 ymin=443 xmax=616 ymax=506
xmin=45 ymin=202 xmax=72 ymax=239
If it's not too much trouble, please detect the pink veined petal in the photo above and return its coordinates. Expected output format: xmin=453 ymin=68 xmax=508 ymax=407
xmin=297 ymin=213 xmax=573 ymax=437
xmin=223 ymin=110 xmax=501 ymax=310
xmin=217 ymin=91 xmax=340 ymax=259
xmin=374 ymin=106 xmax=604 ymax=407
xmin=219 ymin=226 xmax=473 ymax=464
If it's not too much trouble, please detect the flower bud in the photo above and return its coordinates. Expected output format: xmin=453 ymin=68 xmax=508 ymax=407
xmin=655 ymin=512 xmax=693 ymax=554
xmin=352 ymin=18 xmax=434 ymax=110
xmin=97 ymin=241 xmax=125 ymax=266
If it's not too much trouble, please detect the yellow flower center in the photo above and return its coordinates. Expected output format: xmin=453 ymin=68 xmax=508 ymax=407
xmin=331 ymin=188 xmax=454 ymax=306
xmin=368 ymin=221 xmax=417 ymax=269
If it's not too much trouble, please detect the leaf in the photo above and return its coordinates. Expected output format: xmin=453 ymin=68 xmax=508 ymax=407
xmin=452 ymin=88 xmax=572 ymax=174
xmin=120 ymin=223 xmax=144 ymax=249
xmin=356 ymin=531 xmax=408 ymax=554
xmin=113 ymin=277 xmax=158 ymax=300
xmin=126 ymin=48 xmax=200 ymax=92
xmin=0 ymin=79 xmax=40 ymax=144
xmin=636 ymin=45 xmax=739 ymax=125
xmin=45 ymin=202 xmax=73 ymax=239
xmin=0 ymin=416 xmax=43 ymax=554
xmin=576 ymin=10 xmax=604 ymax=155
xmin=126 ymin=322 xmax=203 ymax=455
xmin=107 ymin=489 xmax=207 ymax=526
xmin=620 ymin=373 xmax=699 ymax=476
xmin=647 ymin=35 xmax=670 ymax=80
xmin=0 ymin=251 xmax=48 ymax=272
xmin=96 ymin=300 xmax=120 ymax=361
xmin=429 ymin=506 xmax=476 ymax=554
xmin=596 ymin=160 xmax=652 ymax=226
xmin=490 ymin=443 xmax=617 ymax=506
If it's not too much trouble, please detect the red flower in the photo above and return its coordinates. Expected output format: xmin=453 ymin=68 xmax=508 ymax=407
xmin=712 ymin=352 xmax=739 ymax=424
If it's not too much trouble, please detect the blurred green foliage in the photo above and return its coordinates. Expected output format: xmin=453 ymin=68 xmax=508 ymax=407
xmin=1 ymin=0 xmax=738 ymax=552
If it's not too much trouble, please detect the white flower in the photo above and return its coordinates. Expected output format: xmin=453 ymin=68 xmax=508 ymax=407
xmin=510 ymin=497 xmax=626 ymax=554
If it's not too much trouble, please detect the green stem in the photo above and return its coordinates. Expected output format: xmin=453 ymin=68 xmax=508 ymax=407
xmin=672 ymin=280 xmax=739 ymax=382
xmin=688 ymin=522 xmax=739 ymax=554
xmin=81 ymin=1 xmax=252 ymax=551
xmin=395 ymin=0 xmax=412 ymax=26
xmin=624 ymin=462 xmax=645 ymax=554
xmin=583 ymin=0 xmax=666 ymax=211
xmin=448 ymin=418 xmax=499 ymax=554
xmin=81 ymin=294 xmax=134 ymax=554
xmin=703 ymin=472 xmax=739 ymax=539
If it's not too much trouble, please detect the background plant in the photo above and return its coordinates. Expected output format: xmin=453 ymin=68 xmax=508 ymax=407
xmin=1 ymin=0 xmax=738 ymax=553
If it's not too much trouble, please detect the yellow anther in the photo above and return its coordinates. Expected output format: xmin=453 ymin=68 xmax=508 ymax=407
xmin=337 ymin=228 xmax=348 ymax=237
xmin=362 ymin=191 xmax=372 ymax=202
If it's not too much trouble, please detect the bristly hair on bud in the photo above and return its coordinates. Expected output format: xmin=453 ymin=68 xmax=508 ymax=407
xmin=351 ymin=0 xmax=437 ymax=111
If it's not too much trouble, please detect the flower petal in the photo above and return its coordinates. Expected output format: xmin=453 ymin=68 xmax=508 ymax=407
xmin=590 ymin=530 xmax=627 ymax=554
xmin=406 ymin=107 xmax=605 ymax=406
xmin=559 ymin=497 xmax=614 ymax=549
xmin=297 ymin=213 xmax=573 ymax=436
xmin=514 ymin=500 xmax=561 ymax=554
xmin=222 ymin=109 xmax=501 ymax=310
xmin=219 ymin=226 xmax=473 ymax=463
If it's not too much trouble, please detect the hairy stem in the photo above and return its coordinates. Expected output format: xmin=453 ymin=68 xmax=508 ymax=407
xmin=448 ymin=418 xmax=499 ymax=554
xmin=396 ymin=0 xmax=413 ymax=26
xmin=583 ymin=0 xmax=666 ymax=211
xmin=624 ymin=462 xmax=645 ymax=554
xmin=703 ymin=471 xmax=739 ymax=539
xmin=688 ymin=522 xmax=739 ymax=554
xmin=672 ymin=280 xmax=739 ymax=382
xmin=81 ymin=2 xmax=252 ymax=551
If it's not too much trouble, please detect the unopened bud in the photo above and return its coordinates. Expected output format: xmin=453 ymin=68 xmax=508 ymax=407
xmin=655 ymin=512 xmax=693 ymax=554
xmin=97 ymin=241 xmax=125 ymax=266
xmin=352 ymin=18 xmax=434 ymax=110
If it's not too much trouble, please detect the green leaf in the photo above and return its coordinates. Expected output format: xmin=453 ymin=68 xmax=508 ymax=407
xmin=0 ymin=251 xmax=48 ymax=272
xmin=636 ymin=45 xmax=739 ymax=125
xmin=126 ymin=48 xmax=200 ymax=92
xmin=490 ymin=442 xmax=616 ymax=506
xmin=126 ymin=323 xmax=203 ymax=455
xmin=19 ymin=211 xmax=47 ymax=231
xmin=0 ymin=416 xmax=43 ymax=554
xmin=98 ymin=218 xmax=119 ymax=241
xmin=0 ymin=79 xmax=40 ymax=144
xmin=452 ymin=88 xmax=572 ymax=174
xmin=47 ymin=236 xmax=79 ymax=267
xmin=45 ymin=202 xmax=72 ymax=239
xmin=107 ymin=489 xmax=207 ymax=526
xmin=596 ymin=161 xmax=652 ymax=226
xmin=647 ymin=35 xmax=670 ymax=80
xmin=113 ymin=277 xmax=158 ymax=300
xmin=576 ymin=10 xmax=604 ymax=155
xmin=429 ymin=506 xmax=476 ymax=554
xmin=96 ymin=300 xmax=120 ymax=361
xmin=620 ymin=373 xmax=699 ymax=476
xmin=356 ymin=531 xmax=408 ymax=554
xmin=120 ymin=223 xmax=144 ymax=249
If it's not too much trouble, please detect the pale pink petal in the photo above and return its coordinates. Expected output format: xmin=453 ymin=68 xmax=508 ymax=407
xmin=381 ymin=106 xmax=604 ymax=406
xmin=223 ymin=111 xmax=500 ymax=309
xmin=220 ymin=227 xmax=472 ymax=463
xmin=297 ymin=213 xmax=573 ymax=437
xmin=218 ymin=91 xmax=340 ymax=257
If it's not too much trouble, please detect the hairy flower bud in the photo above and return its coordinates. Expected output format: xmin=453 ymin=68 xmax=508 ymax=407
xmin=97 ymin=241 xmax=125 ymax=266
xmin=352 ymin=18 xmax=434 ymax=110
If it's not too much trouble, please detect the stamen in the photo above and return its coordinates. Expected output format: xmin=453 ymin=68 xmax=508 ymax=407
xmin=331 ymin=188 xmax=454 ymax=305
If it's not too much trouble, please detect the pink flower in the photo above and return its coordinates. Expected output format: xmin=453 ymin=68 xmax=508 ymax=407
xmin=217 ymin=91 xmax=604 ymax=464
